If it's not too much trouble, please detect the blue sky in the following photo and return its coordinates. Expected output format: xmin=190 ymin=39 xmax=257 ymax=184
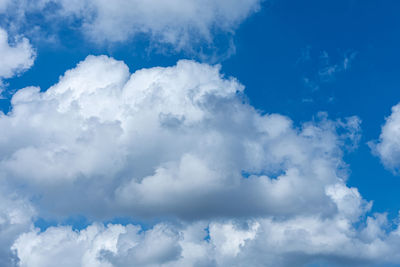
xmin=2 ymin=0 xmax=400 ymax=266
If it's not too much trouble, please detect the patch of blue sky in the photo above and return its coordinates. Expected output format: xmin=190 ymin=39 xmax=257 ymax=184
xmin=34 ymin=216 xmax=158 ymax=232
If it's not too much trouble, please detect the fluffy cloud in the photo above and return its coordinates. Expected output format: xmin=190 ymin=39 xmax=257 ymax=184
xmin=13 ymin=223 xmax=183 ymax=267
xmin=70 ymin=0 xmax=261 ymax=46
xmin=0 ymin=0 xmax=261 ymax=53
xmin=0 ymin=185 xmax=35 ymax=267
xmin=0 ymin=27 xmax=35 ymax=89
xmin=12 ymin=209 xmax=400 ymax=267
xmin=371 ymin=103 xmax=400 ymax=173
xmin=0 ymin=55 xmax=362 ymax=221
xmin=0 ymin=55 xmax=399 ymax=266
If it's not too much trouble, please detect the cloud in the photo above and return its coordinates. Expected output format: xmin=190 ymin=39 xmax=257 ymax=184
xmin=0 ymin=0 xmax=10 ymax=12
xmin=0 ymin=185 xmax=35 ymax=267
xmin=12 ymin=207 xmax=400 ymax=267
xmin=0 ymin=27 xmax=35 ymax=92
xmin=0 ymin=0 xmax=262 ymax=55
xmin=299 ymin=49 xmax=357 ymax=92
xmin=371 ymin=103 xmax=400 ymax=173
xmin=0 ymin=55 xmax=398 ymax=266
xmin=317 ymin=50 xmax=357 ymax=82
xmin=13 ymin=223 xmax=183 ymax=267
xmin=0 ymin=55 xmax=363 ymax=221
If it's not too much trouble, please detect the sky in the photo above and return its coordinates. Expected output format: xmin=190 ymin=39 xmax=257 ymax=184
xmin=2 ymin=0 xmax=400 ymax=266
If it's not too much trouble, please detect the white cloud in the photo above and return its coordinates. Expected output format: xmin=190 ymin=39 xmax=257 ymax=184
xmin=12 ymin=206 xmax=400 ymax=267
xmin=14 ymin=224 xmax=127 ymax=267
xmin=0 ymin=185 xmax=35 ymax=267
xmin=76 ymin=0 xmax=261 ymax=46
xmin=0 ymin=55 xmax=362 ymax=221
xmin=0 ymin=55 xmax=397 ymax=266
xmin=0 ymin=0 xmax=262 ymax=54
xmin=371 ymin=103 xmax=400 ymax=173
xmin=13 ymin=223 xmax=182 ymax=267
xmin=0 ymin=27 xmax=35 ymax=91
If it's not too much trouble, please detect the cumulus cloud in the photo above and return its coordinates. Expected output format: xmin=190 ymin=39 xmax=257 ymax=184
xmin=0 ymin=27 xmax=35 ymax=91
xmin=13 ymin=223 xmax=183 ymax=267
xmin=0 ymin=55 xmax=398 ymax=266
xmin=12 ymin=208 xmax=400 ymax=267
xmin=0 ymin=185 xmax=35 ymax=267
xmin=0 ymin=55 xmax=362 ymax=221
xmin=371 ymin=103 xmax=400 ymax=173
xmin=0 ymin=0 xmax=261 ymax=54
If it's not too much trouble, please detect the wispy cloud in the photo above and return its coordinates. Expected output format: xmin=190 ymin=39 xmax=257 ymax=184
xmin=298 ymin=47 xmax=358 ymax=92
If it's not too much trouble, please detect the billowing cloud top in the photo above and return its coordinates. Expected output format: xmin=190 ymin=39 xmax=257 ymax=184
xmin=0 ymin=55 xmax=400 ymax=266
xmin=1 ymin=55 xmax=360 ymax=220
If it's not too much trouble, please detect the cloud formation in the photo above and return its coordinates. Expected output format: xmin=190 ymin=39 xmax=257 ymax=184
xmin=0 ymin=27 xmax=35 ymax=90
xmin=0 ymin=55 xmax=398 ymax=266
xmin=371 ymin=103 xmax=400 ymax=173
xmin=12 ymin=211 xmax=400 ymax=267
xmin=0 ymin=0 xmax=261 ymax=54
xmin=0 ymin=55 xmax=362 ymax=221
xmin=0 ymin=185 xmax=35 ymax=267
